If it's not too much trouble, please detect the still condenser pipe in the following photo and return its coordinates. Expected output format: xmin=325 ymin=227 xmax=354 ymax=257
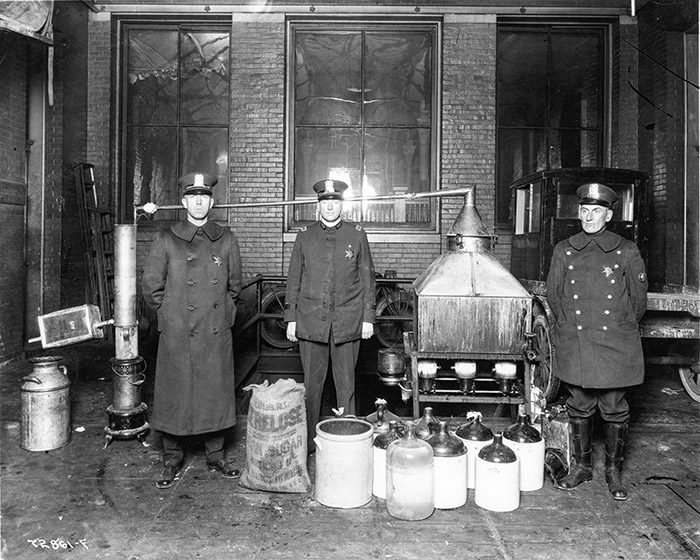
xmin=114 ymin=224 xmax=138 ymax=359
xmin=104 ymin=224 xmax=150 ymax=448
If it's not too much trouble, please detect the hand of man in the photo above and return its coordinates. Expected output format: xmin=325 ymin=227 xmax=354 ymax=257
xmin=286 ymin=322 xmax=298 ymax=342
xmin=361 ymin=322 xmax=374 ymax=340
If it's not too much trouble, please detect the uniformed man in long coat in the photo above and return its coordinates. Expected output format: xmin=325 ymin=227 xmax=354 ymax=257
xmin=284 ymin=179 xmax=376 ymax=452
xmin=547 ymin=183 xmax=647 ymax=501
xmin=142 ymin=172 xmax=243 ymax=489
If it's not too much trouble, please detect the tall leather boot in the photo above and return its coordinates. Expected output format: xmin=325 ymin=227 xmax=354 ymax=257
xmin=604 ymin=421 xmax=629 ymax=501
xmin=555 ymin=416 xmax=593 ymax=491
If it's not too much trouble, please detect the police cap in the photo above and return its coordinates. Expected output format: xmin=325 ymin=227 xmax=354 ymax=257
xmin=577 ymin=182 xmax=618 ymax=208
xmin=313 ymin=179 xmax=348 ymax=201
xmin=179 ymin=172 xmax=217 ymax=196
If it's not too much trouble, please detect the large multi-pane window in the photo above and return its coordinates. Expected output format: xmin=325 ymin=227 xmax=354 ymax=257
xmin=496 ymin=24 xmax=605 ymax=224
xmin=122 ymin=23 xmax=230 ymax=222
xmin=288 ymin=21 xmax=439 ymax=231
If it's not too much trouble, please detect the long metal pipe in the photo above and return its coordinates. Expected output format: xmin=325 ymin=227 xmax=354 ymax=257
xmin=114 ymin=224 xmax=138 ymax=360
xmin=133 ymin=186 xmax=474 ymax=223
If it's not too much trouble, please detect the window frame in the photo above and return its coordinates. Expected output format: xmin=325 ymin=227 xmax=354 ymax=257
xmin=495 ymin=19 xmax=611 ymax=227
xmin=285 ymin=17 xmax=442 ymax=235
xmin=116 ymin=16 xmax=232 ymax=226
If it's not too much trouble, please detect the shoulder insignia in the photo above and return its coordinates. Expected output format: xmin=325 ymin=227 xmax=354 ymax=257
xmin=355 ymin=224 xmax=363 ymax=231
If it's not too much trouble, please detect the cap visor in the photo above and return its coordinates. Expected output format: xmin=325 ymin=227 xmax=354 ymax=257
xmin=184 ymin=188 xmax=213 ymax=195
xmin=578 ymin=198 xmax=609 ymax=207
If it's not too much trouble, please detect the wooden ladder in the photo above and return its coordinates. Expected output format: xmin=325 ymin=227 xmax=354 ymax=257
xmin=74 ymin=162 xmax=114 ymax=338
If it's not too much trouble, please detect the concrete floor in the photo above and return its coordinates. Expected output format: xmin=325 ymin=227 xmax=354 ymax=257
xmin=1 ymin=335 xmax=699 ymax=560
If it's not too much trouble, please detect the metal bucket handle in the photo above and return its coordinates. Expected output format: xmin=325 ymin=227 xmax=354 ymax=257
xmin=126 ymin=372 xmax=146 ymax=386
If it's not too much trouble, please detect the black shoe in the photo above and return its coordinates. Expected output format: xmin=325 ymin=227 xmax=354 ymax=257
xmin=554 ymin=462 xmax=593 ymax=490
xmin=207 ymin=459 xmax=240 ymax=479
xmin=156 ymin=464 xmax=181 ymax=489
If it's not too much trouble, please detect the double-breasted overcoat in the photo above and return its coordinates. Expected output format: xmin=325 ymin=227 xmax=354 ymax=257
xmin=141 ymin=220 xmax=242 ymax=436
xmin=284 ymin=221 xmax=376 ymax=343
xmin=547 ymin=230 xmax=647 ymax=389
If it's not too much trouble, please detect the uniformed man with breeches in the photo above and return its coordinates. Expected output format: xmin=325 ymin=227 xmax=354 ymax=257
xmin=547 ymin=183 xmax=648 ymax=501
xmin=284 ymin=179 xmax=376 ymax=453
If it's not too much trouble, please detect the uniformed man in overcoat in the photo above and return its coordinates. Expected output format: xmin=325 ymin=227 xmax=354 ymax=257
xmin=284 ymin=179 xmax=376 ymax=452
xmin=547 ymin=183 xmax=647 ymax=501
xmin=142 ymin=172 xmax=243 ymax=489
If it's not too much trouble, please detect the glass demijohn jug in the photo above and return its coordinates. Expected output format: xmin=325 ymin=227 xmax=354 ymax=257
xmin=386 ymin=420 xmax=435 ymax=520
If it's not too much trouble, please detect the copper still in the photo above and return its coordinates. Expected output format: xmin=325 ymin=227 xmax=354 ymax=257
xmin=413 ymin=187 xmax=532 ymax=356
xmin=378 ymin=186 xmax=534 ymax=415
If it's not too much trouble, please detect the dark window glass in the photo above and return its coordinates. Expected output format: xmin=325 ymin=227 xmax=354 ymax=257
xmin=122 ymin=25 xmax=230 ymax=223
xmin=497 ymin=32 xmax=547 ymax=127
xmin=496 ymin=25 xmax=605 ymax=224
xmin=290 ymin=23 xmax=437 ymax=230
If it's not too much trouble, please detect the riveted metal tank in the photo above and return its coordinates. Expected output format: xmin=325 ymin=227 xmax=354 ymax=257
xmin=413 ymin=187 xmax=532 ymax=355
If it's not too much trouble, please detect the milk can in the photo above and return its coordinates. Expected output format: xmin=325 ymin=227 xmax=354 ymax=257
xmin=474 ymin=433 xmax=520 ymax=512
xmin=455 ymin=412 xmax=494 ymax=489
xmin=503 ymin=413 xmax=545 ymax=491
xmin=425 ymin=421 xmax=468 ymax=509
xmin=414 ymin=406 xmax=438 ymax=439
xmin=373 ymin=420 xmax=403 ymax=499
xmin=386 ymin=420 xmax=434 ymax=520
xmin=21 ymin=356 xmax=71 ymax=452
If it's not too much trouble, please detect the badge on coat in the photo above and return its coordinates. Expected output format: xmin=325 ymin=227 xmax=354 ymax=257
xmin=345 ymin=245 xmax=355 ymax=260
xmin=603 ymin=266 xmax=614 ymax=278
xmin=211 ymin=255 xmax=223 ymax=267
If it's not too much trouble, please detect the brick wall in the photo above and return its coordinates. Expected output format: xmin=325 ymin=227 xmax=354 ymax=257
xmin=0 ymin=33 xmax=29 ymax=364
xmin=87 ymin=14 xmax=113 ymax=207
xmin=442 ymin=15 xmax=499 ymax=267
xmin=637 ymin=1 xmax=698 ymax=288
xmin=56 ymin=1 xmax=90 ymax=307
xmin=615 ymin=17 xmax=640 ymax=169
xmin=230 ymin=14 xmax=287 ymax=278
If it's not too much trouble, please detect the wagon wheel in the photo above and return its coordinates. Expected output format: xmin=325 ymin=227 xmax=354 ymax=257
xmin=260 ymin=286 xmax=294 ymax=349
xmin=679 ymin=365 xmax=700 ymax=403
xmin=530 ymin=313 xmax=560 ymax=404
xmin=375 ymin=290 xmax=414 ymax=348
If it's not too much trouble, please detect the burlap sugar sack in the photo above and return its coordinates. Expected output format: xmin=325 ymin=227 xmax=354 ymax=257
xmin=239 ymin=379 xmax=311 ymax=493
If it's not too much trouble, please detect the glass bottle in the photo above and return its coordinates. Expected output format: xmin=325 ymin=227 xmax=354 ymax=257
xmin=373 ymin=420 xmax=403 ymax=499
xmin=386 ymin=420 xmax=434 ymax=520
xmin=414 ymin=406 xmax=438 ymax=439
